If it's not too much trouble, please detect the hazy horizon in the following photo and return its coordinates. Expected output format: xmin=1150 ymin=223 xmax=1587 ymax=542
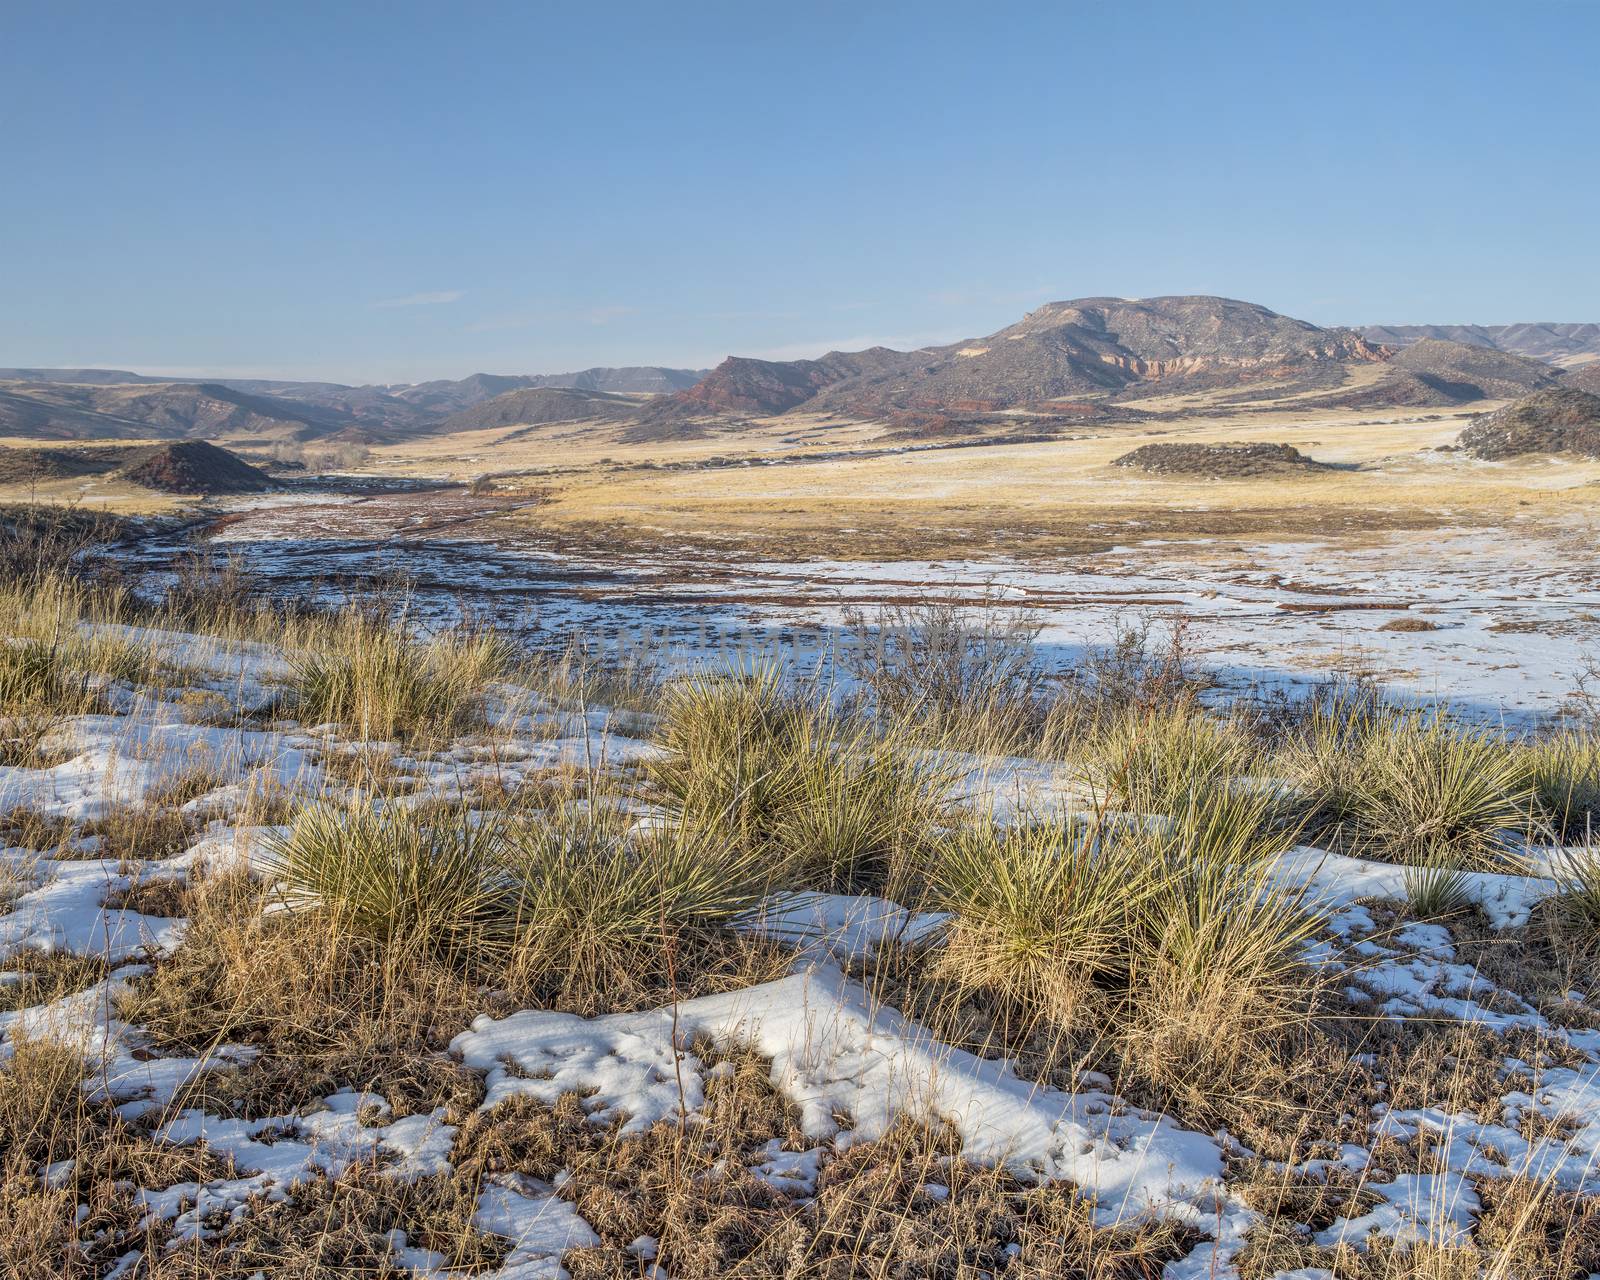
xmin=14 ymin=298 xmax=1600 ymax=390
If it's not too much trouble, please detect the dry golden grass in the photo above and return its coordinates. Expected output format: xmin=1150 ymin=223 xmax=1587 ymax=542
xmin=447 ymin=398 xmax=1600 ymax=559
xmin=10 ymin=388 xmax=1593 ymax=566
xmin=0 ymin=437 xmax=190 ymax=514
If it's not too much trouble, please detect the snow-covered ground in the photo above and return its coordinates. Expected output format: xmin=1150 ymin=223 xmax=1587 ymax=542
xmin=4 ymin=613 xmax=1598 ymax=1276
xmin=111 ymin=493 xmax=1600 ymax=725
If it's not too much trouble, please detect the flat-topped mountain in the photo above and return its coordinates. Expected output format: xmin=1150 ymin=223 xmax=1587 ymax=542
xmin=652 ymin=297 xmax=1597 ymax=431
xmin=0 ymin=367 xmax=178 ymax=386
xmin=388 ymin=367 xmax=705 ymax=415
xmin=658 ymin=296 xmax=1390 ymax=423
xmin=541 ymin=366 xmax=706 ymax=394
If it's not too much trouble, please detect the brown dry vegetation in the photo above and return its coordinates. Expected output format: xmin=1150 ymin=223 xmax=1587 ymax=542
xmin=2 ymin=507 xmax=1600 ymax=1274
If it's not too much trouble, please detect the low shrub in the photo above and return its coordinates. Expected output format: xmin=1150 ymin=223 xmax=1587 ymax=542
xmin=524 ymin=637 xmax=663 ymax=714
xmin=840 ymin=598 xmax=1045 ymax=751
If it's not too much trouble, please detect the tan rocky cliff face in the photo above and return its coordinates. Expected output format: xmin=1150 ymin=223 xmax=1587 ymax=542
xmin=1095 ymin=332 xmax=1388 ymax=382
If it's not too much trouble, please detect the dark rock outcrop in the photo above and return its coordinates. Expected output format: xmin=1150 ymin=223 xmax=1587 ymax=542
xmin=1113 ymin=441 xmax=1332 ymax=477
xmin=119 ymin=441 xmax=278 ymax=493
xmin=1458 ymin=388 xmax=1600 ymax=460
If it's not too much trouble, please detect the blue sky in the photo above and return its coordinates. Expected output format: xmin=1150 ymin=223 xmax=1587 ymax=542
xmin=3 ymin=1 xmax=1597 ymax=384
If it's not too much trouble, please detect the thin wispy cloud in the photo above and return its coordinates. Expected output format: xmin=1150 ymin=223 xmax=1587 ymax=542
xmin=371 ymin=290 xmax=465 ymax=310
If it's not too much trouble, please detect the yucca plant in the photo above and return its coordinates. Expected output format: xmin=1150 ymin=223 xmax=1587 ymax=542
xmin=1084 ymin=701 xmax=1255 ymax=819
xmin=1403 ymin=859 xmax=1476 ymax=919
xmin=648 ymin=664 xmax=800 ymax=842
xmin=504 ymin=802 xmax=776 ymax=1012
xmin=1275 ymin=684 xmax=1393 ymax=847
xmin=0 ymin=639 xmax=73 ymax=711
xmin=264 ymin=802 xmax=513 ymax=961
xmin=1351 ymin=717 xmax=1536 ymax=869
xmin=771 ymin=717 xmax=954 ymax=896
xmin=929 ymin=816 xmax=1159 ymax=1038
xmin=1123 ymin=785 xmax=1320 ymax=1091
xmin=291 ymin=615 xmax=514 ymax=741
xmin=0 ymin=630 xmax=146 ymax=720
xmin=649 ymin=665 xmax=951 ymax=894
xmin=1550 ymin=847 xmax=1600 ymax=954
xmin=1522 ymin=731 xmax=1600 ymax=843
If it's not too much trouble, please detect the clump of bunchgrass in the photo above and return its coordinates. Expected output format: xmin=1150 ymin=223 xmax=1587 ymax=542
xmin=121 ymin=866 xmax=493 ymax=1119
xmin=0 ymin=639 xmax=83 ymax=712
xmin=0 ymin=847 xmax=38 ymax=913
xmin=0 ymin=950 xmax=109 ymax=1014
xmin=0 ymin=1035 xmax=94 ymax=1180
xmin=1122 ymin=785 xmax=1322 ymax=1098
xmin=649 ymin=665 xmax=952 ymax=895
xmin=289 ymin=613 xmax=514 ymax=742
xmin=0 ymin=573 xmax=152 ymax=713
xmin=264 ymin=801 xmax=513 ymax=962
xmin=0 ymin=635 xmax=143 ymax=722
xmin=928 ymin=814 xmax=1157 ymax=1039
xmin=504 ymin=799 xmax=785 ymax=1014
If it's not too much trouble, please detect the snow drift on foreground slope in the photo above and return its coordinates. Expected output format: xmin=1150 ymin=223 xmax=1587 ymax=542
xmin=453 ymin=964 xmax=1232 ymax=1229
